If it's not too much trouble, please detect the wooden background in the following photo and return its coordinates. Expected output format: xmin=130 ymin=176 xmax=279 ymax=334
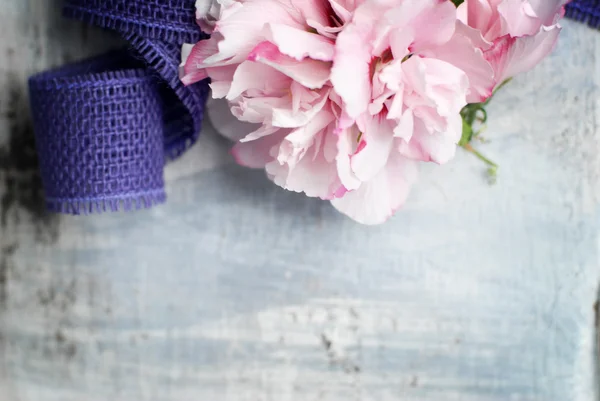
xmin=0 ymin=1 xmax=599 ymax=400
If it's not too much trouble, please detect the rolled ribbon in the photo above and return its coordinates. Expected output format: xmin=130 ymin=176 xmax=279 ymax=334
xmin=28 ymin=0 xmax=209 ymax=214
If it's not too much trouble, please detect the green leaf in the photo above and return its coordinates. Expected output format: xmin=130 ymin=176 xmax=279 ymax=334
xmin=451 ymin=0 xmax=464 ymax=6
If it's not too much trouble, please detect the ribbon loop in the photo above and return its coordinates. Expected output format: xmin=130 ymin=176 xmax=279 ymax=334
xmin=29 ymin=0 xmax=209 ymax=214
xmin=63 ymin=0 xmax=203 ymax=44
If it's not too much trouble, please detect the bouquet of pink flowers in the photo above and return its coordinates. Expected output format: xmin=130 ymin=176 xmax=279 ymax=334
xmin=182 ymin=0 xmax=568 ymax=224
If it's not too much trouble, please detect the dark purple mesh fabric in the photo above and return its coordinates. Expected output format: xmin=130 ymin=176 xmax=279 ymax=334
xmin=566 ymin=0 xmax=600 ymax=29
xmin=28 ymin=0 xmax=209 ymax=214
xmin=29 ymin=52 xmax=167 ymax=213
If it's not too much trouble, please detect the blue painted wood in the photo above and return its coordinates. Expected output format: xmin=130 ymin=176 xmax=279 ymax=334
xmin=0 ymin=3 xmax=598 ymax=400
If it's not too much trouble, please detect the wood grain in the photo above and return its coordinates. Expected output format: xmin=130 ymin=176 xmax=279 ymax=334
xmin=0 ymin=2 xmax=598 ymax=400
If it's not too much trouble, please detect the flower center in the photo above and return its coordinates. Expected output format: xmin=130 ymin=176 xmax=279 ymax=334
xmin=369 ymin=48 xmax=396 ymax=79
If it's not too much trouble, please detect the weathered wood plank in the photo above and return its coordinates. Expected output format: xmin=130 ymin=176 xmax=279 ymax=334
xmin=0 ymin=2 xmax=598 ymax=400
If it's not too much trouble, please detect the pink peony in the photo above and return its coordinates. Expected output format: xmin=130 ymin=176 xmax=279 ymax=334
xmin=457 ymin=0 xmax=568 ymax=89
xmin=181 ymin=0 xmax=563 ymax=224
xmin=328 ymin=0 xmax=480 ymax=223
xmin=183 ymin=0 xmax=350 ymax=200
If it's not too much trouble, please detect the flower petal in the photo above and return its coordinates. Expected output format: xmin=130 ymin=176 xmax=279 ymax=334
xmin=209 ymin=0 xmax=300 ymax=63
xmin=181 ymin=37 xmax=220 ymax=85
xmin=266 ymin=112 xmax=340 ymax=198
xmin=486 ymin=25 xmax=560 ymax=84
xmin=398 ymin=114 xmax=462 ymax=164
xmin=248 ymin=41 xmax=331 ymax=89
xmin=392 ymin=0 xmax=457 ymax=52
xmin=350 ymin=115 xmax=395 ymax=182
xmin=231 ymin=130 xmax=287 ymax=168
xmin=330 ymin=19 xmax=372 ymax=118
xmin=206 ymin=97 xmax=260 ymax=141
xmin=335 ymin=125 xmax=363 ymax=191
xmin=426 ymin=22 xmax=495 ymax=103
xmin=271 ymin=89 xmax=330 ymax=128
xmin=264 ymin=23 xmax=335 ymax=61
xmin=331 ymin=152 xmax=418 ymax=225
xmin=226 ymin=59 xmax=290 ymax=100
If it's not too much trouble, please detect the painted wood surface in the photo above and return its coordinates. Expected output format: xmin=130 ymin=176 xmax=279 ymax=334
xmin=0 ymin=1 xmax=599 ymax=400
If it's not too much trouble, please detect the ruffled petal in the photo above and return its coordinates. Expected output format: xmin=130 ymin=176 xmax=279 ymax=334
xmin=248 ymin=41 xmax=331 ymax=89
xmin=331 ymin=152 xmax=418 ymax=225
xmin=264 ymin=23 xmax=335 ymax=61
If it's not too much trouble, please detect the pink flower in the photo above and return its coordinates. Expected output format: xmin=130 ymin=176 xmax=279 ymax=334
xmin=458 ymin=0 xmax=568 ymax=89
xmin=183 ymin=0 xmax=347 ymax=200
xmin=328 ymin=0 xmax=479 ymax=223
xmin=194 ymin=0 xmax=236 ymax=34
xmin=181 ymin=0 xmax=563 ymax=225
xmin=181 ymin=0 xmax=478 ymax=224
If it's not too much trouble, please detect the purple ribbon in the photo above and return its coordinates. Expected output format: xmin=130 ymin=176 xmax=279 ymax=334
xmin=27 ymin=0 xmax=598 ymax=215
xmin=28 ymin=0 xmax=209 ymax=214
xmin=566 ymin=0 xmax=600 ymax=29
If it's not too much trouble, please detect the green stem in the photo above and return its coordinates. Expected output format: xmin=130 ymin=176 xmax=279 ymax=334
xmin=458 ymin=78 xmax=514 ymax=182
xmin=462 ymin=143 xmax=498 ymax=170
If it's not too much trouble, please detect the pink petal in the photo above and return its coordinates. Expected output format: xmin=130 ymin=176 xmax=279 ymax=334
xmin=331 ymin=152 xmax=419 ymax=225
xmin=266 ymin=139 xmax=341 ymax=199
xmin=461 ymin=0 xmax=495 ymax=35
xmin=350 ymin=115 xmax=395 ymax=182
xmin=486 ymin=25 xmax=560 ymax=84
xmin=184 ymin=36 xmax=219 ymax=71
xmin=282 ymin=109 xmax=335 ymax=149
xmin=271 ymin=90 xmax=330 ymax=128
xmin=426 ymin=22 xmax=495 ymax=103
xmin=328 ymin=0 xmax=354 ymax=24
xmin=266 ymin=112 xmax=340 ymax=199
xmin=388 ymin=30 xmax=414 ymax=61
xmin=231 ymin=96 xmax=290 ymax=124
xmin=399 ymin=0 xmax=457 ymax=52
xmin=206 ymin=64 xmax=237 ymax=98
xmin=335 ymin=125 xmax=363 ymax=191
xmin=209 ymin=0 xmax=300 ymax=63
xmin=226 ymin=59 xmax=290 ymax=100
xmin=195 ymin=0 xmax=214 ymax=20
xmin=503 ymin=25 xmax=561 ymax=79
xmin=210 ymin=81 xmax=232 ymax=99
xmin=181 ymin=38 xmax=220 ymax=85
xmin=231 ymin=130 xmax=286 ymax=168
xmin=401 ymin=57 xmax=468 ymax=119
xmin=306 ymin=18 xmax=343 ymax=39
xmin=398 ymin=114 xmax=462 ymax=164
xmin=195 ymin=0 xmax=233 ymax=34
xmin=497 ymin=0 xmax=540 ymax=37
xmin=240 ymin=125 xmax=280 ymax=143
xmin=527 ymin=0 xmax=569 ymax=25
xmin=181 ymin=69 xmax=209 ymax=87
xmin=392 ymin=109 xmax=414 ymax=141
xmin=330 ymin=20 xmax=372 ymax=118
xmin=248 ymin=41 xmax=331 ymax=89
xmin=264 ymin=23 xmax=335 ymax=61
xmin=290 ymin=0 xmax=331 ymax=27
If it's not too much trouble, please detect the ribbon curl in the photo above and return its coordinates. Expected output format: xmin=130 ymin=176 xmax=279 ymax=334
xmin=28 ymin=0 xmax=209 ymax=214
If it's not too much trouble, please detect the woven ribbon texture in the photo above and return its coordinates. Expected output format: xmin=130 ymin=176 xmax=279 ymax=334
xmin=29 ymin=0 xmax=209 ymax=214
xmin=566 ymin=0 xmax=600 ymax=28
xmin=26 ymin=0 xmax=598 ymax=215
